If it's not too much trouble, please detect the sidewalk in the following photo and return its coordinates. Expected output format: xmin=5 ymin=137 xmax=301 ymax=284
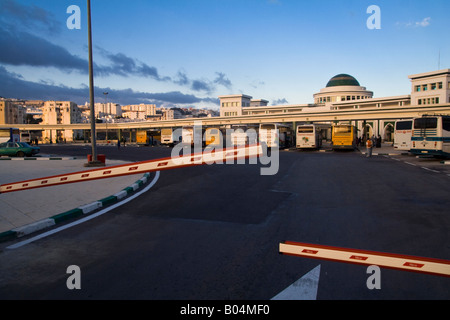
xmin=0 ymin=156 xmax=150 ymax=241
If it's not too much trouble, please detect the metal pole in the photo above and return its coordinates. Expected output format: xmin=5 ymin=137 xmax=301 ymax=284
xmin=86 ymin=0 xmax=100 ymax=166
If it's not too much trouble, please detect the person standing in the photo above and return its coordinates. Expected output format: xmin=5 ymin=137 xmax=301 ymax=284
xmin=366 ymin=138 xmax=373 ymax=157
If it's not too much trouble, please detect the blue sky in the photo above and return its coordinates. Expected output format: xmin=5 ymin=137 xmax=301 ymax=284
xmin=0 ymin=0 xmax=449 ymax=109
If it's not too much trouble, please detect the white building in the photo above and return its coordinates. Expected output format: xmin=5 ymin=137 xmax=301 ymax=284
xmin=41 ymin=101 xmax=82 ymax=142
xmin=409 ymin=69 xmax=450 ymax=106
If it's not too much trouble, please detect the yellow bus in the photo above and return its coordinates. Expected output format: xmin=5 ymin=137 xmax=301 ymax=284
xmin=331 ymin=124 xmax=357 ymax=150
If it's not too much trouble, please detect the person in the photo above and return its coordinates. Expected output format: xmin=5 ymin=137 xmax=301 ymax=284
xmin=376 ymin=135 xmax=381 ymax=148
xmin=117 ymin=139 xmax=121 ymax=150
xmin=366 ymin=138 xmax=373 ymax=157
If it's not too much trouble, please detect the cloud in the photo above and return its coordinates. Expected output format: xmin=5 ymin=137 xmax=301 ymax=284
xmin=0 ymin=0 xmax=60 ymax=34
xmin=0 ymin=24 xmax=87 ymax=72
xmin=397 ymin=17 xmax=431 ymax=28
xmin=0 ymin=66 xmax=219 ymax=107
xmin=272 ymin=98 xmax=289 ymax=105
xmin=214 ymin=72 xmax=232 ymax=89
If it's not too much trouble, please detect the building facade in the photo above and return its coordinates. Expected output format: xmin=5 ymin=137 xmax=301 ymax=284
xmin=41 ymin=101 xmax=82 ymax=142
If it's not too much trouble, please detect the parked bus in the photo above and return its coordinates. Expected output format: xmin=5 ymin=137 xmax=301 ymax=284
xmin=331 ymin=124 xmax=357 ymax=150
xmin=204 ymin=127 xmax=223 ymax=147
xmin=410 ymin=115 xmax=450 ymax=158
xmin=160 ymin=128 xmax=181 ymax=147
xmin=0 ymin=128 xmax=20 ymax=143
xmin=230 ymin=125 xmax=259 ymax=146
xmin=393 ymin=119 xmax=413 ymax=151
xmin=296 ymin=124 xmax=323 ymax=149
xmin=20 ymin=131 xmax=31 ymax=143
xmin=182 ymin=126 xmax=204 ymax=146
xmin=136 ymin=129 xmax=160 ymax=146
xmin=259 ymin=123 xmax=293 ymax=148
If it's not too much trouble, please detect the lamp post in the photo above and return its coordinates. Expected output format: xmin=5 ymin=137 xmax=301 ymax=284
xmin=85 ymin=0 xmax=104 ymax=167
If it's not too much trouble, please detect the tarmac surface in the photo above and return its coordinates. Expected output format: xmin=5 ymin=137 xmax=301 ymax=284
xmin=0 ymin=142 xmax=405 ymax=242
xmin=0 ymin=152 xmax=150 ymax=241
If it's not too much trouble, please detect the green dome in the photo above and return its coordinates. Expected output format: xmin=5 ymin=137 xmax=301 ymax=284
xmin=326 ymin=74 xmax=360 ymax=87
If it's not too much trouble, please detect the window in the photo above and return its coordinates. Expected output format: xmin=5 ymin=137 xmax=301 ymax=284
xmin=436 ymin=97 xmax=439 ymax=104
xmin=422 ymin=84 xmax=428 ymax=91
xmin=414 ymin=117 xmax=437 ymax=129
xmin=418 ymin=99 xmax=422 ymax=105
xmin=443 ymin=117 xmax=450 ymax=132
xmin=431 ymin=83 xmax=436 ymax=90
xmin=438 ymin=82 xmax=443 ymax=89
xmin=415 ymin=85 xmax=421 ymax=92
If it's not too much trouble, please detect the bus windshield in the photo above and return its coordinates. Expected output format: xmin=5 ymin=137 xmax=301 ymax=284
xmin=298 ymin=127 xmax=313 ymax=133
xmin=261 ymin=124 xmax=276 ymax=130
xmin=333 ymin=127 xmax=352 ymax=134
xmin=396 ymin=121 xmax=412 ymax=130
xmin=414 ymin=118 xmax=437 ymax=129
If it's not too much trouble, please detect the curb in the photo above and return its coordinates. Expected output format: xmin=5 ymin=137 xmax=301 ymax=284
xmin=0 ymin=157 xmax=76 ymax=161
xmin=0 ymin=172 xmax=151 ymax=243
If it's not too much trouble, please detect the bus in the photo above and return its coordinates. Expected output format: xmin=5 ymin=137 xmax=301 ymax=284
xmin=160 ymin=128 xmax=181 ymax=147
xmin=393 ymin=119 xmax=413 ymax=151
xmin=331 ymin=124 xmax=357 ymax=150
xmin=230 ymin=125 xmax=258 ymax=146
xmin=259 ymin=123 xmax=293 ymax=148
xmin=182 ymin=126 xmax=204 ymax=146
xmin=136 ymin=129 xmax=161 ymax=146
xmin=204 ymin=127 xmax=223 ymax=147
xmin=296 ymin=124 xmax=323 ymax=149
xmin=410 ymin=115 xmax=450 ymax=158
xmin=0 ymin=128 xmax=20 ymax=143
xmin=20 ymin=131 xmax=31 ymax=143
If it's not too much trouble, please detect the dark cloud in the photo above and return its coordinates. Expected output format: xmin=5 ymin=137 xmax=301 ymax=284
xmin=214 ymin=72 xmax=232 ymax=89
xmin=0 ymin=66 xmax=219 ymax=107
xmin=0 ymin=0 xmax=60 ymax=34
xmin=272 ymin=98 xmax=289 ymax=105
xmin=0 ymin=24 xmax=87 ymax=72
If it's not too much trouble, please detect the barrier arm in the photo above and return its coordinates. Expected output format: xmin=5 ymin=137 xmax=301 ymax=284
xmin=1 ymin=144 xmax=263 ymax=194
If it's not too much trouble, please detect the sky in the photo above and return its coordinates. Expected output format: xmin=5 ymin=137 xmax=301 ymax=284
xmin=0 ymin=0 xmax=449 ymax=110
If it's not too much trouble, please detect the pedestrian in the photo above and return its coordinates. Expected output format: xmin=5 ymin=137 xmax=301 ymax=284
xmin=118 ymin=139 xmax=121 ymax=150
xmin=376 ymin=135 xmax=381 ymax=148
xmin=366 ymin=138 xmax=373 ymax=157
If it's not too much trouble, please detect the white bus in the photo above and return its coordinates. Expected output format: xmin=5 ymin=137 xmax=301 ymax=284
xmin=259 ymin=123 xmax=293 ymax=148
xmin=181 ymin=126 xmax=204 ymax=146
xmin=296 ymin=124 xmax=322 ymax=149
xmin=230 ymin=125 xmax=258 ymax=146
xmin=393 ymin=119 xmax=413 ymax=151
xmin=410 ymin=115 xmax=450 ymax=158
xmin=160 ymin=128 xmax=181 ymax=147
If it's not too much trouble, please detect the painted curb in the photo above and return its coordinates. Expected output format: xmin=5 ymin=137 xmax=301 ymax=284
xmin=0 ymin=157 xmax=76 ymax=161
xmin=0 ymin=172 xmax=151 ymax=243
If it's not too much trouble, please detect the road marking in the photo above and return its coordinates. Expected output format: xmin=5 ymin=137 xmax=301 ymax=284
xmin=271 ymin=265 xmax=320 ymax=300
xmin=404 ymin=161 xmax=417 ymax=166
xmin=279 ymin=241 xmax=450 ymax=277
xmin=421 ymin=167 xmax=440 ymax=173
xmin=6 ymin=171 xmax=160 ymax=249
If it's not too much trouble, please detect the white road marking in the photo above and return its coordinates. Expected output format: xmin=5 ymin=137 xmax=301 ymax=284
xmin=271 ymin=265 xmax=321 ymax=300
xmin=7 ymin=171 xmax=160 ymax=249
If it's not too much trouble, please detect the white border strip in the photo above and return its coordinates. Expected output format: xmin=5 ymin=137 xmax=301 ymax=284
xmin=7 ymin=171 xmax=160 ymax=249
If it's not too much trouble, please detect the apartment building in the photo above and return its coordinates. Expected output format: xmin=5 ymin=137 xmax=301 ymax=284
xmin=0 ymin=99 xmax=26 ymax=124
xmin=41 ymin=101 xmax=82 ymax=142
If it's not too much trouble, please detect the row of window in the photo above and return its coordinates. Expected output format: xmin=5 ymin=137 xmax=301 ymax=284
xmin=414 ymin=82 xmax=447 ymax=92
xmin=223 ymin=112 xmax=239 ymax=116
xmin=317 ymin=95 xmax=371 ymax=104
xmin=418 ymin=97 xmax=440 ymax=105
xmin=221 ymin=102 xmax=250 ymax=107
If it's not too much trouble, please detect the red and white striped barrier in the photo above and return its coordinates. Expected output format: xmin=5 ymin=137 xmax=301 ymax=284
xmin=0 ymin=144 xmax=263 ymax=194
xmin=280 ymin=241 xmax=450 ymax=277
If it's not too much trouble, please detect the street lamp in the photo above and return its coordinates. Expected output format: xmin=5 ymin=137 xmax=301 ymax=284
xmin=85 ymin=0 xmax=104 ymax=167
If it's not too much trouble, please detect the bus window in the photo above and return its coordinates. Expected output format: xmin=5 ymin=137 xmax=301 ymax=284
xmin=298 ymin=126 xmax=314 ymax=133
xmin=414 ymin=117 xmax=437 ymax=129
xmin=395 ymin=121 xmax=412 ymax=131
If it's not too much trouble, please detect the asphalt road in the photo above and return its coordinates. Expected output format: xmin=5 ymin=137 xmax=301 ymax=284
xmin=0 ymin=145 xmax=449 ymax=303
